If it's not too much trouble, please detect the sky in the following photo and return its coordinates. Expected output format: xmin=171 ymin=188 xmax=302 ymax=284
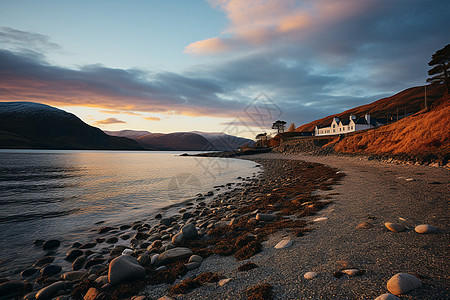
xmin=1 ymin=0 xmax=449 ymax=139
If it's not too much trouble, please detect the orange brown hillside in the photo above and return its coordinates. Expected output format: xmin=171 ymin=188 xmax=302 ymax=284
xmin=296 ymin=84 xmax=446 ymax=132
xmin=334 ymin=93 xmax=449 ymax=158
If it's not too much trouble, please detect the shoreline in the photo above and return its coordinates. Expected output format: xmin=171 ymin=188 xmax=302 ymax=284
xmin=1 ymin=153 xmax=448 ymax=299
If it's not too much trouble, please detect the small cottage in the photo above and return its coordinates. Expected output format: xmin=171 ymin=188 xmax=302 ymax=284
xmin=315 ymin=114 xmax=386 ymax=136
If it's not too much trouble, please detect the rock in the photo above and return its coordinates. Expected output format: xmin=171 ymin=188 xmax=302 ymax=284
xmin=61 ymin=270 xmax=87 ymax=281
xmin=122 ymin=249 xmax=134 ymax=256
xmin=40 ymin=265 xmax=62 ymax=277
xmin=21 ymin=268 xmax=39 ymax=277
xmin=188 ymin=255 xmax=203 ymax=263
xmin=43 ymin=239 xmax=61 ymax=250
xmin=137 ymin=253 xmax=150 ymax=266
xmin=83 ymin=287 xmax=102 ymax=300
xmin=72 ymin=256 xmax=86 ymax=271
xmin=181 ymin=223 xmax=198 ymax=240
xmin=313 ymin=217 xmax=328 ymax=222
xmin=304 ymin=272 xmax=318 ymax=279
xmin=375 ymin=293 xmax=401 ymax=300
xmin=0 ymin=280 xmax=31 ymax=299
xmin=154 ymin=213 xmax=162 ymax=219
xmin=35 ymin=281 xmax=69 ymax=300
xmin=219 ymin=278 xmax=232 ymax=286
xmin=387 ymin=273 xmax=421 ymax=295
xmin=34 ymin=256 xmax=55 ymax=267
xmin=131 ymin=296 xmax=147 ymax=300
xmin=98 ymin=226 xmax=116 ymax=234
xmin=185 ymin=262 xmax=200 ymax=270
xmin=274 ymin=239 xmax=292 ymax=249
xmin=356 ymin=222 xmax=374 ymax=229
xmin=94 ymin=275 xmax=108 ymax=285
xmin=160 ymin=217 xmax=175 ymax=227
xmin=182 ymin=212 xmax=194 ymax=220
xmin=105 ymin=237 xmax=118 ymax=244
xmin=120 ymin=234 xmax=131 ymax=240
xmin=108 ymin=255 xmax=146 ymax=285
xmin=134 ymin=232 xmax=150 ymax=240
xmin=172 ymin=232 xmax=185 ymax=245
xmin=65 ymin=249 xmax=84 ymax=261
xmin=119 ymin=224 xmax=131 ymax=230
xmin=151 ymin=254 xmax=160 ymax=265
xmin=415 ymin=224 xmax=438 ymax=234
xmin=255 ymin=213 xmax=276 ymax=222
xmin=85 ymin=258 xmax=106 ymax=269
xmin=79 ymin=242 xmax=97 ymax=249
xmin=155 ymin=247 xmax=193 ymax=266
xmin=342 ymin=268 xmax=362 ymax=276
xmin=385 ymin=222 xmax=406 ymax=232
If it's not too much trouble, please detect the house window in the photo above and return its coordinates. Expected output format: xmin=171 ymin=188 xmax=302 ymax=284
xmin=333 ymin=124 xmax=335 ymax=128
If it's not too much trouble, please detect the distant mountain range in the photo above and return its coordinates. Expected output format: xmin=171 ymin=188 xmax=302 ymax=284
xmin=104 ymin=130 xmax=254 ymax=151
xmin=0 ymin=102 xmax=143 ymax=150
xmin=0 ymin=102 xmax=254 ymax=151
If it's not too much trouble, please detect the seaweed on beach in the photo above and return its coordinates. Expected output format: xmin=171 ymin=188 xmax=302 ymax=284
xmin=245 ymin=283 xmax=273 ymax=300
xmin=168 ymin=272 xmax=222 ymax=295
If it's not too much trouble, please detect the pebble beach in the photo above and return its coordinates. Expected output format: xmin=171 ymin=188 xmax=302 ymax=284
xmin=0 ymin=152 xmax=448 ymax=300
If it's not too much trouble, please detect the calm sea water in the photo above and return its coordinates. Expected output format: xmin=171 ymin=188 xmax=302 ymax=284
xmin=0 ymin=150 xmax=259 ymax=275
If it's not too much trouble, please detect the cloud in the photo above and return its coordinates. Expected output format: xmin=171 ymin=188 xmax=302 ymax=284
xmin=1 ymin=0 xmax=449 ymax=130
xmin=143 ymin=116 xmax=161 ymax=121
xmin=93 ymin=118 xmax=127 ymax=126
xmin=99 ymin=110 xmax=142 ymax=116
xmin=0 ymin=27 xmax=62 ymax=53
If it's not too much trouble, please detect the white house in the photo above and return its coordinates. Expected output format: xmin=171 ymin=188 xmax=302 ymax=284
xmin=315 ymin=114 xmax=385 ymax=136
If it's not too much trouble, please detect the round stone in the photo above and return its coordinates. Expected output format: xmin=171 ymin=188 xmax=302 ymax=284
xmin=387 ymin=273 xmax=421 ymax=295
xmin=414 ymin=224 xmax=438 ymax=234
xmin=108 ymin=255 xmax=146 ymax=285
xmin=181 ymin=224 xmax=198 ymax=240
xmin=304 ymin=272 xmax=318 ymax=279
xmin=274 ymin=239 xmax=293 ymax=249
xmin=40 ymin=265 xmax=62 ymax=277
xmin=385 ymin=222 xmax=406 ymax=232
xmin=356 ymin=222 xmax=374 ymax=229
xmin=255 ymin=213 xmax=276 ymax=222
xmin=65 ymin=249 xmax=84 ymax=262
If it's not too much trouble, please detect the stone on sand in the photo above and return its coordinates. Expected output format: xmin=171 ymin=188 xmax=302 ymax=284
xmin=414 ymin=224 xmax=438 ymax=234
xmin=304 ymin=272 xmax=318 ymax=279
xmin=155 ymin=247 xmax=192 ymax=266
xmin=108 ymin=255 xmax=146 ymax=285
xmin=356 ymin=222 xmax=373 ymax=229
xmin=387 ymin=273 xmax=421 ymax=295
xmin=375 ymin=293 xmax=401 ymax=300
xmin=274 ymin=239 xmax=292 ymax=249
xmin=385 ymin=222 xmax=406 ymax=232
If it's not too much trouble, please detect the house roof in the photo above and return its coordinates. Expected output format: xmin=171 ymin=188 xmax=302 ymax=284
xmin=341 ymin=119 xmax=350 ymax=125
xmin=355 ymin=117 xmax=369 ymax=125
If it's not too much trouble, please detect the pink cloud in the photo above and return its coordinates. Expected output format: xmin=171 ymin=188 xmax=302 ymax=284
xmin=93 ymin=118 xmax=127 ymax=126
xmin=186 ymin=0 xmax=376 ymax=54
xmin=143 ymin=116 xmax=161 ymax=121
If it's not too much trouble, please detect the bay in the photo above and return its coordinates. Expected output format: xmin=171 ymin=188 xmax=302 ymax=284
xmin=0 ymin=150 xmax=260 ymax=276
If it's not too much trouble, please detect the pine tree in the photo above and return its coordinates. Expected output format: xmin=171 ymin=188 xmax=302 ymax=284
xmin=427 ymin=44 xmax=450 ymax=93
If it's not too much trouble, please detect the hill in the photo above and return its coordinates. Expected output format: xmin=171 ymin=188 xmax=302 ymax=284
xmin=296 ymin=84 xmax=446 ymax=132
xmin=106 ymin=130 xmax=254 ymax=151
xmin=0 ymin=102 xmax=143 ymax=150
xmin=334 ymin=94 xmax=449 ymax=160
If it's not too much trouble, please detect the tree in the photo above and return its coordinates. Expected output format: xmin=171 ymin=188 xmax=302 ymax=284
xmin=427 ymin=44 xmax=450 ymax=93
xmin=255 ymin=132 xmax=268 ymax=147
xmin=287 ymin=122 xmax=296 ymax=132
xmin=271 ymin=120 xmax=287 ymax=134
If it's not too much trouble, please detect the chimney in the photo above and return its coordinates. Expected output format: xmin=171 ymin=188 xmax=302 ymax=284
xmin=365 ymin=114 xmax=371 ymax=124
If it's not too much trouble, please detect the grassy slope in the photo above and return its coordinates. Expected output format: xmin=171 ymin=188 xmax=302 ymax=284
xmin=333 ymin=94 xmax=449 ymax=158
xmin=296 ymin=84 xmax=446 ymax=132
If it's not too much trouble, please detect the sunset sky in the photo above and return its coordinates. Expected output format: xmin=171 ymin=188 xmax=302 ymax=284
xmin=1 ymin=0 xmax=449 ymax=139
